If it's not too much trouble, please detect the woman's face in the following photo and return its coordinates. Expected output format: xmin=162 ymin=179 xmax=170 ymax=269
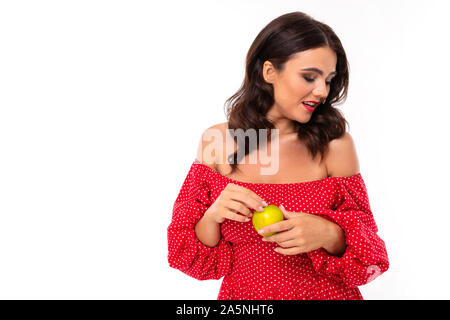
xmin=263 ymin=46 xmax=337 ymax=125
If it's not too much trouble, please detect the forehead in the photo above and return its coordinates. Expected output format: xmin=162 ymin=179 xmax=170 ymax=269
xmin=286 ymin=47 xmax=337 ymax=72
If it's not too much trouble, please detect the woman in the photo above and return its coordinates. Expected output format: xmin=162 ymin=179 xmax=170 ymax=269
xmin=167 ymin=12 xmax=389 ymax=300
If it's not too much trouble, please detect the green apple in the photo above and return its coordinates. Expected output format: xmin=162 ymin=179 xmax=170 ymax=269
xmin=252 ymin=204 xmax=284 ymax=237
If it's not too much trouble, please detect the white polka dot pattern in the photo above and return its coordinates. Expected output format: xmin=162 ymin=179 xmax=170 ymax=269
xmin=167 ymin=160 xmax=389 ymax=300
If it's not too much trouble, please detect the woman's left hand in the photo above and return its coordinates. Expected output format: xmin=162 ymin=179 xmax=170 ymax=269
xmin=258 ymin=204 xmax=346 ymax=256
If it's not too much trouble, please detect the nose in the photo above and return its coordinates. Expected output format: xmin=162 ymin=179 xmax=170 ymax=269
xmin=312 ymin=80 xmax=328 ymax=100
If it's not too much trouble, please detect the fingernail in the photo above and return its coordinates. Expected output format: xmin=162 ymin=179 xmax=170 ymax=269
xmin=262 ymin=201 xmax=268 ymax=207
xmin=257 ymin=206 xmax=264 ymax=212
xmin=245 ymin=217 xmax=250 ymax=222
xmin=258 ymin=229 xmax=265 ymax=234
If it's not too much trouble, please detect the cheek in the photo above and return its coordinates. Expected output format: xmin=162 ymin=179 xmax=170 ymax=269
xmin=274 ymin=76 xmax=310 ymax=106
xmin=285 ymin=75 xmax=311 ymax=95
xmin=287 ymin=78 xmax=310 ymax=100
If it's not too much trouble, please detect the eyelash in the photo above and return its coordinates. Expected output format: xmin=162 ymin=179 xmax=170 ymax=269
xmin=303 ymin=76 xmax=332 ymax=86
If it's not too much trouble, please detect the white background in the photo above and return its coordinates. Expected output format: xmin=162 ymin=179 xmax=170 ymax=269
xmin=1 ymin=0 xmax=449 ymax=299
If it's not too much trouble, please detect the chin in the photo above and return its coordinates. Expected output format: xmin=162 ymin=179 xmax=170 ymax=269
xmin=294 ymin=114 xmax=312 ymax=124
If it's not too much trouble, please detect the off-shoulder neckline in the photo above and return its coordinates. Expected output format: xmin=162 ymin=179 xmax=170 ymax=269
xmin=193 ymin=160 xmax=361 ymax=186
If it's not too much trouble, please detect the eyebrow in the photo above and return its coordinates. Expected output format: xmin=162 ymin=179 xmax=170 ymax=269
xmin=301 ymin=67 xmax=337 ymax=76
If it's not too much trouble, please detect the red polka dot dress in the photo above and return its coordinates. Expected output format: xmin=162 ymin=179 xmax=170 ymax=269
xmin=167 ymin=160 xmax=389 ymax=300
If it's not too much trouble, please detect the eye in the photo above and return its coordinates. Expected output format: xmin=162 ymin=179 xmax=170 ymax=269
xmin=326 ymin=77 xmax=336 ymax=86
xmin=303 ymin=75 xmax=333 ymax=86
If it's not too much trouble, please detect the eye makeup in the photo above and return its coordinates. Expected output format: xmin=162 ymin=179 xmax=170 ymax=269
xmin=302 ymin=75 xmax=332 ymax=86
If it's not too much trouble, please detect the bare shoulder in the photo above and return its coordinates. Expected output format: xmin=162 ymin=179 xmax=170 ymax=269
xmin=195 ymin=122 xmax=229 ymax=170
xmin=325 ymin=132 xmax=360 ymax=178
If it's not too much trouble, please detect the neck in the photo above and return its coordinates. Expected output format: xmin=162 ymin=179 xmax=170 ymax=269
xmin=266 ymin=104 xmax=297 ymax=136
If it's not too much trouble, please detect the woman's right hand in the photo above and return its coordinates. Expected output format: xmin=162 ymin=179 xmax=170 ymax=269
xmin=204 ymin=183 xmax=268 ymax=224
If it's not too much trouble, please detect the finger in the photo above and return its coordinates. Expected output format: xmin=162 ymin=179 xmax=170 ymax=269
xmin=279 ymin=204 xmax=298 ymax=219
xmin=274 ymin=246 xmax=303 ymax=256
xmin=226 ymin=200 xmax=252 ymax=216
xmin=275 ymin=239 xmax=299 ymax=248
xmin=257 ymin=220 xmax=293 ymax=235
xmin=223 ymin=209 xmax=250 ymax=223
xmin=263 ymin=229 xmax=296 ymax=243
xmin=227 ymin=189 xmax=266 ymax=212
xmin=279 ymin=204 xmax=289 ymax=219
xmin=227 ymin=183 xmax=266 ymax=204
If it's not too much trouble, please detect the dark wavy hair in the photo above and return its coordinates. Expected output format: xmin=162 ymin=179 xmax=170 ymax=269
xmin=224 ymin=12 xmax=349 ymax=175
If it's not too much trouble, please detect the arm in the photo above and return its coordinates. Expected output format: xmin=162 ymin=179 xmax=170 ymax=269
xmin=193 ymin=123 xmax=262 ymax=248
xmin=166 ymin=126 xmax=233 ymax=280
xmin=325 ymin=132 xmax=360 ymax=178
xmin=194 ymin=125 xmax=222 ymax=248
xmin=167 ymin=163 xmax=233 ymax=280
xmin=194 ymin=209 xmax=221 ymax=247
xmin=322 ymin=222 xmax=346 ymax=256
xmin=322 ymin=132 xmax=360 ymax=256
xmin=309 ymin=132 xmax=389 ymax=287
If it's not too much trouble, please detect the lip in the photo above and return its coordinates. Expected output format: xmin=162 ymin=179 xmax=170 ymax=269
xmin=302 ymin=102 xmax=316 ymax=112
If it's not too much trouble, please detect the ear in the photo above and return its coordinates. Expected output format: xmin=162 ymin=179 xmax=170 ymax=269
xmin=262 ymin=60 xmax=277 ymax=84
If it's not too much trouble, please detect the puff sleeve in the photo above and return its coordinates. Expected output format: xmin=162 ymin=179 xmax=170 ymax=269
xmin=307 ymin=174 xmax=389 ymax=288
xmin=167 ymin=162 xmax=233 ymax=280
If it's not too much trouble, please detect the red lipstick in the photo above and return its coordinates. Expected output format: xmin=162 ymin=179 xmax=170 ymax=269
xmin=301 ymin=101 xmax=319 ymax=112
